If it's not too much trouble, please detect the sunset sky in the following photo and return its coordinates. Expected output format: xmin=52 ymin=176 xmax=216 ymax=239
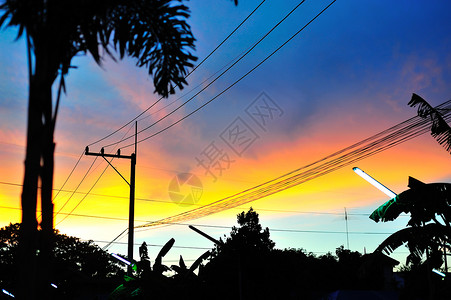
xmin=1 ymin=0 xmax=450 ymax=267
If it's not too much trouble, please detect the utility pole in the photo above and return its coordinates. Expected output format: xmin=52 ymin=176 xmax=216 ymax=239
xmin=344 ymin=207 xmax=349 ymax=249
xmin=85 ymin=122 xmax=137 ymax=275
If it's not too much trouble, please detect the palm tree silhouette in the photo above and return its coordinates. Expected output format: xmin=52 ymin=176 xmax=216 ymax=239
xmin=371 ymin=177 xmax=451 ymax=264
xmin=409 ymin=93 xmax=451 ymax=154
xmin=0 ymin=0 xmax=198 ymax=298
xmin=370 ymin=177 xmax=451 ymax=298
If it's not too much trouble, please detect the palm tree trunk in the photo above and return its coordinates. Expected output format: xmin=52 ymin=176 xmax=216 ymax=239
xmin=39 ymin=86 xmax=55 ymax=297
xmin=18 ymin=74 xmax=42 ymax=299
xmin=18 ymin=40 xmax=57 ymax=299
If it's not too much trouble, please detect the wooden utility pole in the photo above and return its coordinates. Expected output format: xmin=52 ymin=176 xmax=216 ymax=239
xmin=345 ymin=207 xmax=349 ymax=249
xmin=85 ymin=122 xmax=137 ymax=274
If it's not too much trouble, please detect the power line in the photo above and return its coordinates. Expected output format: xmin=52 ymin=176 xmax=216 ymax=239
xmin=0 ymin=205 xmax=147 ymax=222
xmin=87 ymin=0 xmax=267 ymax=149
xmin=55 ymin=123 xmax=138 ymax=223
xmin=104 ymin=0 xmax=311 ymax=150
xmin=56 ymin=2 xmax=268 ymax=219
xmin=118 ymin=0 xmax=336 ymax=149
xmin=0 ymin=204 xmax=343 ymax=224
xmin=53 ymin=150 xmax=85 ymax=202
xmin=62 ymin=0 xmax=324 ymax=225
xmin=186 ymin=0 xmax=267 ymax=77
xmin=0 ymin=181 xmax=366 ymax=213
xmin=66 ymin=2 xmax=272 ymax=221
xmin=55 ymin=158 xmax=111 ymax=226
xmin=0 ymin=204 xmax=397 ymax=237
xmin=135 ymin=221 xmax=395 ymax=235
xmin=91 ymin=240 xmax=211 ymax=250
xmin=0 ymin=204 xmax=378 ymax=221
xmin=0 ymin=180 xmax=179 ymax=205
xmin=135 ymin=100 xmax=451 ymax=229
xmin=54 ymin=156 xmax=99 ymax=217
xmin=0 ymin=181 xmax=411 ymax=218
xmin=130 ymin=41 xmax=261 ymax=131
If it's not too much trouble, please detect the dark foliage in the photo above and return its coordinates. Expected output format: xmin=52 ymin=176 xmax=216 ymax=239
xmin=0 ymin=1 xmax=200 ymax=298
xmin=371 ymin=178 xmax=451 ymax=266
xmin=200 ymin=209 xmax=377 ymax=300
xmin=110 ymin=238 xmax=211 ymax=300
xmin=107 ymin=208 xmax=413 ymax=299
xmin=370 ymin=177 xmax=451 ymax=298
xmin=0 ymin=0 xmax=198 ymax=97
xmin=0 ymin=223 xmax=124 ymax=299
xmin=409 ymin=93 xmax=451 ymax=153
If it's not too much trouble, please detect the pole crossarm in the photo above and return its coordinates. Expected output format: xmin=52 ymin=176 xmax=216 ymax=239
xmin=85 ymin=147 xmax=134 ymax=185
xmin=85 ymin=146 xmax=134 ymax=159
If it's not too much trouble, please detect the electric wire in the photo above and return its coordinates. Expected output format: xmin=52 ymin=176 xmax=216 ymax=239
xmin=55 ymin=159 xmax=111 ymax=226
xmin=101 ymin=0 xmax=310 ymax=150
xmin=54 ymin=156 xmax=99 ymax=217
xmin=134 ymin=221 xmax=395 ymax=235
xmin=55 ymin=122 xmax=136 ymax=224
xmin=0 ymin=204 xmax=403 ymax=236
xmin=0 ymin=180 xmax=187 ymax=205
xmin=87 ymin=0 xmax=267 ymax=148
xmin=52 ymin=150 xmax=84 ymax=202
xmin=1 ymin=181 xmax=381 ymax=216
xmin=131 ymin=44 xmax=257 ymax=129
xmin=134 ymin=100 xmax=451 ymax=229
xmin=36 ymin=150 xmax=85 ymax=223
xmin=117 ymin=0 xmax=335 ymax=150
xmin=54 ymin=103 xmax=449 ymax=235
xmin=102 ymin=228 xmax=128 ymax=251
xmin=72 ymin=99 xmax=444 ymax=247
xmin=0 ymin=204 xmax=397 ymax=223
xmin=91 ymin=240 xmax=212 ymax=250
xmin=186 ymin=0 xmax=267 ymax=77
xmin=77 ymin=2 xmax=272 ymax=221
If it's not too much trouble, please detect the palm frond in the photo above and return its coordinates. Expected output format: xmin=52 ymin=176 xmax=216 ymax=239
xmin=1 ymin=0 xmax=197 ymax=97
xmin=179 ymin=255 xmax=186 ymax=270
xmin=409 ymin=93 xmax=451 ymax=153
xmin=375 ymin=223 xmax=451 ymax=264
xmin=369 ymin=196 xmax=405 ymax=223
xmin=109 ymin=0 xmax=197 ymax=97
xmin=370 ymin=181 xmax=451 ymax=225
xmin=188 ymin=250 xmax=211 ymax=274
xmin=155 ymin=238 xmax=175 ymax=266
xmin=376 ymin=227 xmax=419 ymax=256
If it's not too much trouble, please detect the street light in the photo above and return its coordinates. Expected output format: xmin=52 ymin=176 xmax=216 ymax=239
xmin=189 ymin=225 xmax=242 ymax=300
xmin=2 ymin=289 xmax=14 ymax=298
xmin=111 ymin=253 xmax=137 ymax=272
xmin=352 ymin=167 xmax=397 ymax=198
xmin=432 ymin=268 xmax=446 ymax=278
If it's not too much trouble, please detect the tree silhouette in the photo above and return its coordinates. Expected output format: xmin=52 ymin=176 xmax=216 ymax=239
xmin=0 ymin=0 xmax=217 ymax=298
xmin=203 ymin=208 xmax=275 ymax=300
xmin=211 ymin=207 xmax=275 ymax=258
xmin=0 ymin=223 xmax=124 ymax=298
